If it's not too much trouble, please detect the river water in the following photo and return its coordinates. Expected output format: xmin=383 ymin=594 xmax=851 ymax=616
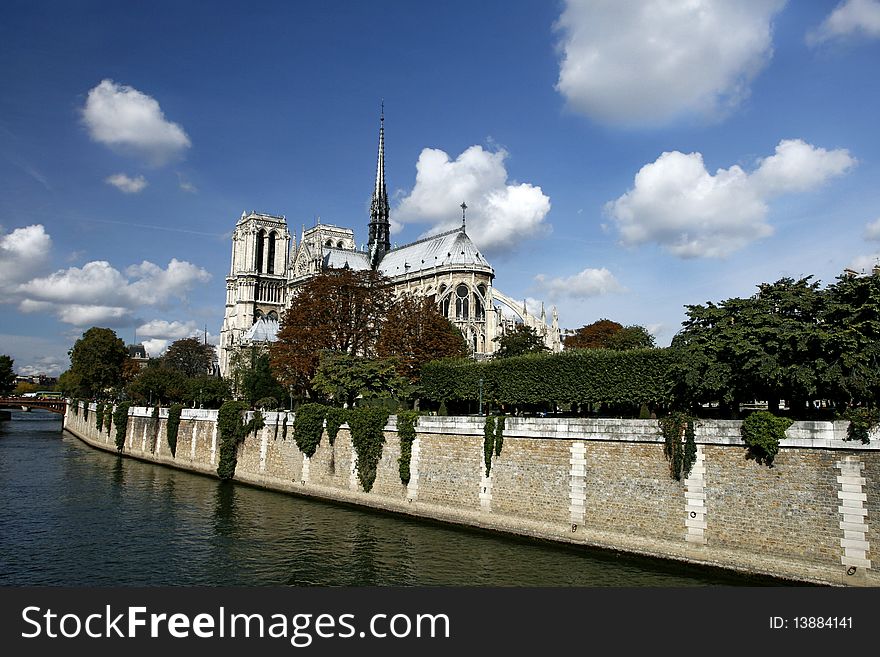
xmin=0 ymin=410 xmax=784 ymax=586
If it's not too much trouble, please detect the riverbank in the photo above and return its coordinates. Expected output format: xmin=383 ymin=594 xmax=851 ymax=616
xmin=63 ymin=402 xmax=879 ymax=586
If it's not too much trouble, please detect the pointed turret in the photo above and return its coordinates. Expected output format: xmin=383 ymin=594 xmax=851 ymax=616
xmin=368 ymin=105 xmax=391 ymax=268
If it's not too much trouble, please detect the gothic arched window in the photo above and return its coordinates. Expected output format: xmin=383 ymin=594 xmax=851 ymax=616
xmin=267 ymin=310 xmax=278 ymax=321
xmin=255 ymin=229 xmax=266 ymax=273
xmin=456 ymin=284 xmax=469 ymax=320
xmin=267 ymin=231 xmax=277 ymax=275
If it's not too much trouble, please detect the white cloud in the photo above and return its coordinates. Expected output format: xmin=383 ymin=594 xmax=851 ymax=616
xmin=15 ymin=258 xmax=211 ymax=326
xmin=849 ymin=253 xmax=880 ymax=272
xmin=106 ymin=172 xmax=148 ymax=193
xmin=82 ymin=79 xmax=191 ymax=165
xmin=0 ymin=334 xmax=69 ymax=376
xmin=864 ymin=218 xmax=880 ymax=240
xmin=534 ymin=267 xmax=624 ymax=301
xmin=141 ymin=338 xmax=170 ymax=357
xmin=137 ymin=319 xmax=199 ymax=340
xmin=0 ymin=224 xmax=52 ymax=301
xmin=607 ymin=139 xmax=855 ymax=258
xmin=808 ymin=0 xmax=880 ymax=44
xmin=554 ymin=0 xmax=785 ymax=125
xmin=395 ymin=145 xmax=551 ymax=254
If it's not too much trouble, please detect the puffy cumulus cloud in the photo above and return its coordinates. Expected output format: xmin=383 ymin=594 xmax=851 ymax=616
xmin=82 ymin=79 xmax=191 ymax=165
xmin=534 ymin=267 xmax=624 ymax=301
xmin=105 ymin=172 xmax=148 ymax=193
xmin=137 ymin=319 xmax=200 ymax=340
xmin=15 ymin=258 xmax=211 ymax=326
xmin=864 ymin=218 xmax=880 ymax=240
xmin=554 ymin=0 xmax=785 ymax=125
xmin=0 ymin=224 xmax=52 ymax=301
xmin=607 ymin=139 xmax=855 ymax=258
xmin=125 ymin=259 xmax=211 ymax=304
xmin=751 ymin=139 xmax=856 ymax=193
xmin=142 ymin=339 xmax=170 ymax=357
xmin=394 ymin=146 xmax=551 ymax=254
xmin=808 ymin=0 xmax=880 ymax=45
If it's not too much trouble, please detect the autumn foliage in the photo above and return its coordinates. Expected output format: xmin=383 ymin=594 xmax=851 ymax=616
xmin=270 ymin=269 xmax=392 ymax=395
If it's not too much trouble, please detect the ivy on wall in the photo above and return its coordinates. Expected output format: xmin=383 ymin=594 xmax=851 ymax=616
xmin=217 ymin=401 xmax=264 ymax=480
xmin=397 ymin=410 xmax=419 ymax=485
xmin=483 ymin=415 xmax=496 ymax=477
xmin=659 ymin=412 xmax=697 ymax=481
xmin=325 ymin=407 xmax=349 ymax=446
xmin=70 ymin=399 xmax=79 ymax=416
xmin=293 ymin=403 xmax=326 ymax=458
xmin=482 ymin=415 xmax=506 ymax=477
xmin=166 ymin=404 xmax=183 ymax=457
xmin=95 ymin=402 xmax=105 ymax=432
xmin=494 ymin=415 xmax=505 ymax=457
xmin=281 ymin=412 xmax=289 ymax=441
xmin=112 ymin=402 xmax=130 ymax=452
xmin=741 ymin=411 xmax=791 ymax=466
xmin=349 ymin=407 xmax=390 ymax=492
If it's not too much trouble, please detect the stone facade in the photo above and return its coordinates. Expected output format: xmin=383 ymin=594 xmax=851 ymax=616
xmin=218 ymin=115 xmax=562 ymax=377
xmin=65 ymin=403 xmax=878 ymax=586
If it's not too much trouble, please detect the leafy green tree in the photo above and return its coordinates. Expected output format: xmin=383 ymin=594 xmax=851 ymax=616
xmin=672 ymin=277 xmax=827 ymax=413
xmin=607 ymin=325 xmax=655 ymax=350
xmin=311 ymin=351 xmax=405 ymax=407
xmin=126 ymin=362 xmax=189 ymax=405
xmin=185 ymin=375 xmax=232 ymax=409
xmin=493 ymin=324 xmax=548 ymax=359
xmin=821 ymin=272 xmax=880 ymax=408
xmin=0 ymin=355 xmax=15 ymax=396
xmin=242 ymin=353 xmax=287 ymax=406
xmin=67 ymin=327 xmax=128 ymax=398
xmin=162 ymin=337 xmax=214 ymax=378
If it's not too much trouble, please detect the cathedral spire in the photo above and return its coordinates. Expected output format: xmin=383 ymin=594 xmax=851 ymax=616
xmin=368 ymin=103 xmax=391 ymax=268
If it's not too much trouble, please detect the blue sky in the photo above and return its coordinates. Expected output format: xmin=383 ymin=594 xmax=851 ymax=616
xmin=2 ymin=0 xmax=879 ymax=376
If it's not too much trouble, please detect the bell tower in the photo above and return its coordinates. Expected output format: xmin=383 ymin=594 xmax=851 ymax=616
xmin=219 ymin=211 xmax=291 ymax=377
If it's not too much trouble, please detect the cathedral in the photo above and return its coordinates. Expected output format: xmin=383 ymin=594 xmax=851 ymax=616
xmin=218 ymin=113 xmax=562 ymax=378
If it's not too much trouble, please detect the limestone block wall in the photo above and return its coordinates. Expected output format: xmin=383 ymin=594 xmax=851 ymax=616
xmin=63 ymin=402 xmax=879 ymax=586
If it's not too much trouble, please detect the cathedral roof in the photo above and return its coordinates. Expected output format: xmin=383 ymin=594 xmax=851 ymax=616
xmin=323 ymin=248 xmax=371 ymax=271
xmin=377 ymin=228 xmax=492 ymax=278
xmin=243 ymin=317 xmax=279 ymax=343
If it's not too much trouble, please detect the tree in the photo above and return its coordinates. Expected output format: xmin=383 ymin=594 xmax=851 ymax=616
xmin=162 ymin=337 xmax=214 ymax=378
xmin=564 ymin=319 xmax=623 ymax=349
xmin=126 ymin=362 xmax=189 ymax=405
xmin=821 ymin=271 xmax=880 ymax=408
xmin=565 ymin=319 xmax=655 ymax=350
xmin=270 ymin=269 xmax=392 ymax=396
xmin=671 ymin=277 xmax=827 ymax=413
xmin=376 ymin=294 xmax=468 ymax=384
xmin=185 ymin=376 xmax=232 ymax=409
xmin=67 ymin=327 xmax=128 ymax=398
xmin=311 ymin=351 xmax=405 ymax=407
xmin=0 ymin=355 xmax=15 ymax=396
xmin=493 ymin=324 xmax=548 ymax=359
xmin=241 ymin=353 xmax=287 ymax=406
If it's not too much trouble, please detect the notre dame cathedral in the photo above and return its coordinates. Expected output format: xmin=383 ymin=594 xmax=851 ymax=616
xmin=218 ymin=112 xmax=562 ymax=378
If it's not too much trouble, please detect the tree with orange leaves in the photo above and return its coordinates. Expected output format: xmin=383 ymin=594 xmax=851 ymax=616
xmin=270 ymin=269 xmax=392 ymax=397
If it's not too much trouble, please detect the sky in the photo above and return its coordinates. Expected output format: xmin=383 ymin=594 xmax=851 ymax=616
xmin=1 ymin=0 xmax=879 ymax=376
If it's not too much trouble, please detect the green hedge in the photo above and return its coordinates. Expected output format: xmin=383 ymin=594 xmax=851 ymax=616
xmin=421 ymin=348 xmax=680 ymax=406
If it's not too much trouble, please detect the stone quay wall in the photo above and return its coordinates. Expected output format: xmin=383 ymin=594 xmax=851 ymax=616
xmin=63 ymin=402 xmax=879 ymax=586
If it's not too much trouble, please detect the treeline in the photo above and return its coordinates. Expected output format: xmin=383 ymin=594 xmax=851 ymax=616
xmin=422 ymin=274 xmax=880 ymax=418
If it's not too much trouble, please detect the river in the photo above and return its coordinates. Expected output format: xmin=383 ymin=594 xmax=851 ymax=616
xmin=0 ymin=410 xmax=786 ymax=586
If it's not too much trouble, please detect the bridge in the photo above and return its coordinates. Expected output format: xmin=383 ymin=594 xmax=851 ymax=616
xmin=0 ymin=397 xmax=67 ymax=414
